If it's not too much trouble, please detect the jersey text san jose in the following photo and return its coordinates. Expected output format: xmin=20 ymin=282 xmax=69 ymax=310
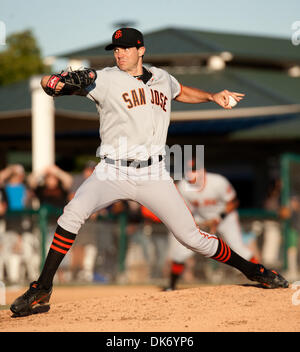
xmin=122 ymin=88 xmax=168 ymax=112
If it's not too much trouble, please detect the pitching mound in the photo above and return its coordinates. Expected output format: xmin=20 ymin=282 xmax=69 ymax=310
xmin=0 ymin=284 xmax=298 ymax=332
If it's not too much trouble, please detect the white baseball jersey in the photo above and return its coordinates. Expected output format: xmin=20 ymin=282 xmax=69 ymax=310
xmin=86 ymin=66 xmax=181 ymax=160
xmin=58 ymin=65 xmax=220 ymax=260
xmin=177 ymin=172 xmax=236 ymax=222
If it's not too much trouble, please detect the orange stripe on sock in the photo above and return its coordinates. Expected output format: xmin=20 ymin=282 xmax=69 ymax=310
xmin=213 ymin=239 xmax=224 ymax=260
xmin=54 ymin=233 xmax=75 ymax=244
xmin=221 ymin=245 xmax=231 ymax=263
xmin=219 ymin=242 xmax=228 ymax=262
xmin=52 ymin=238 xmax=72 ymax=249
xmin=171 ymin=263 xmax=185 ymax=275
xmin=250 ymin=256 xmax=259 ymax=264
xmin=51 ymin=244 xmax=68 ymax=254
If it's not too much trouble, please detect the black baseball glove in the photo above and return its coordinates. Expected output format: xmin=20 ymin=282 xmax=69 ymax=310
xmin=43 ymin=68 xmax=97 ymax=97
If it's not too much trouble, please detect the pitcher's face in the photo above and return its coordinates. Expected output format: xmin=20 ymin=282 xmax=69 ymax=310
xmin=113 ymin=46 xmax=145 ymax=74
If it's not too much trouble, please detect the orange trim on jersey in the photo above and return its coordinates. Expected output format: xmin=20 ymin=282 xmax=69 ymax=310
xmin=50 ymin=244 xmax=68 ymax=254
xmin=54 ymin=233 xmax=75 ymax=244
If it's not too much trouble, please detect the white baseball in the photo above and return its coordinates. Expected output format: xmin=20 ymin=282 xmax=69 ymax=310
xmin=228 ymin=95 xmax=237 ymax=107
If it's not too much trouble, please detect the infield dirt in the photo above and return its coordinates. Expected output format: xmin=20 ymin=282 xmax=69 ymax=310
xmin=0 ymin=284 xmax=299 ymax=332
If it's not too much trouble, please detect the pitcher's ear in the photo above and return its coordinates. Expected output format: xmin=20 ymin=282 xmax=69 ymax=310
xmin=138 ymin=46 xmax=146 ymax=57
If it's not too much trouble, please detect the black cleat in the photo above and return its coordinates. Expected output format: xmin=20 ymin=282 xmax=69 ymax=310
xmin=246 ymin=264 xmax=289 ymax=289
xmin=10 ymin=281 xmax=52 ymax=316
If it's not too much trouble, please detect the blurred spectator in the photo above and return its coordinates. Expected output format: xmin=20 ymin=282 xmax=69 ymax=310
xmin=0 ymin=185 xmax=8 ymax=282
xmin=0 ymin=164 xmax=35 ymax=284
xmin=70 ymin=161 xmax=97 ymax=193
xmin=28 ymin=164 xmax=73 ymax=284
xmin=0 ymin=164 xmax=29 ymax=211
xmin=28 ymin=164 xmax=73 ymax=210
xmin=261 ymin=179 xmax=282 ymax=267
xmin=0 ymin=185 xmax=8 ymax=220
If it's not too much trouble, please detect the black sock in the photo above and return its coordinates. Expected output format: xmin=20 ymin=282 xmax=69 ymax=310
xmin=38 ymin=225 xmax=76 ymax=289
xmin=211 ymin=238 xmax=258 ymax=278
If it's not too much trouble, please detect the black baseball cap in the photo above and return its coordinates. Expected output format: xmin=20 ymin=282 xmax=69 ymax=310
xmin=105 ymin=28 xmax=144 ymax=51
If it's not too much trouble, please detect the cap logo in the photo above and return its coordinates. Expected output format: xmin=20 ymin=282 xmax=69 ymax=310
xmin=114 ymin=30 xmax=122 ymax=39
xmin=137 ymin=40 xmax=141 ymax=44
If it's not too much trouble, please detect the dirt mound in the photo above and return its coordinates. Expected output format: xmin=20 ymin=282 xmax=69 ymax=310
xmin=0 ymin=284 xmax=298 ymax=332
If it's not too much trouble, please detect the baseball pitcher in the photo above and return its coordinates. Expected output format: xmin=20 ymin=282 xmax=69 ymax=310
xmin=10 ymin=28 xmax=288 ymax=316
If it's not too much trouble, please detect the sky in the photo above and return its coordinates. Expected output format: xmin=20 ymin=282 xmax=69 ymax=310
xmin=1 ymin=0 xmax=300 ymax=58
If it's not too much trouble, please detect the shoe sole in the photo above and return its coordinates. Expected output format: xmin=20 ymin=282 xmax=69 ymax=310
xmin=253 ymin=275 xmax=289 ymax=289
xmin=11 ymin=304 xmax=51 ymax=318
xmin=10 ymin=293 xmax=51 ymax=316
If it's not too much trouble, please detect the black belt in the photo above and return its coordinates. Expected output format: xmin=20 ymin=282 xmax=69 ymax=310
xmin=103 ymin=155 xmax=163 ymax=168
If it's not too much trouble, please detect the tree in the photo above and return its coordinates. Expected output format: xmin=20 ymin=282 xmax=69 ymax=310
xmin=0 ymin=29 xmax=49 ymax=86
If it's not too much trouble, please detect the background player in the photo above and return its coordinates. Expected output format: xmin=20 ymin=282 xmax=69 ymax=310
xmin=165 ymin=160 xmax=259 ymax=290
xmin=10 ymin=27 xmax=288 ymax=316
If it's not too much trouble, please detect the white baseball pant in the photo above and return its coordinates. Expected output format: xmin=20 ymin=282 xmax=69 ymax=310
xmin=57 ymin=159 xmax=219 ymax=258
xmin=168 ymin=210 xmax=253 ymax=262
